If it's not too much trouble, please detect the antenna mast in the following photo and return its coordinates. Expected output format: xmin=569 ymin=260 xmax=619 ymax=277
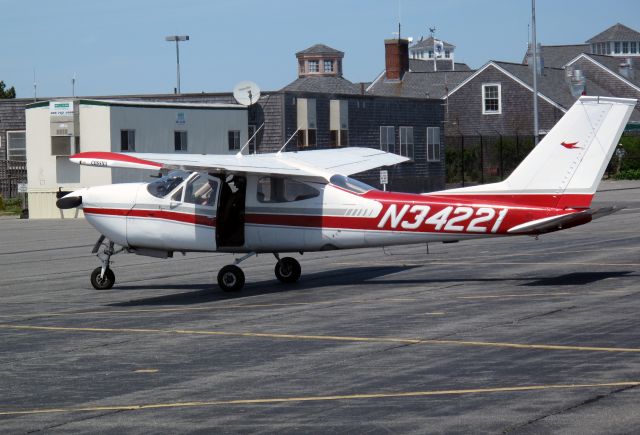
xmin=531 ymin=0 xmax=539 ymax=145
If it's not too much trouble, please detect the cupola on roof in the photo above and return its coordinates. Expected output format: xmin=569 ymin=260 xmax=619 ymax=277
xmin=295 ymin=43 xmax=344 ymax=78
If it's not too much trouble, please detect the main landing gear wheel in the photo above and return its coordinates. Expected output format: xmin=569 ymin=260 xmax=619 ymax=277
xmin=275 ymin=257 xmax=301 ymax=283
xmin=90 ymin=267 xmax=115 ymax=290
xmin=217 ymin=265 xmax=245 ymax=292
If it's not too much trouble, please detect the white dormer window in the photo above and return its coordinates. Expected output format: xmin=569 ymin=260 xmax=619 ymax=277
xmin=308 ymin=60 xmax=319 ymax=73
xmin=482 ymin=83 xmax=502 ymax=115
xmin=324 ymin=60 xmax=334 ymax=72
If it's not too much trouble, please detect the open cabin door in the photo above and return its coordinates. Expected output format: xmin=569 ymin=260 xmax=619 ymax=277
xmin=216 ymin=174 xmax=246 ymax=248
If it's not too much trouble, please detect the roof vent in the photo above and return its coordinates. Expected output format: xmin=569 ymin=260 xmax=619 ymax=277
xmin=619 ymin=58 xmax=634 ymax=80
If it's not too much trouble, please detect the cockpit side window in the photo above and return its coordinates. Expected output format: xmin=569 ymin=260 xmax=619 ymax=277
xmin=184 ymin=175 xmax=219 ymax=207
xmin=257 ymin=176 xmax=320 ymax=203
xmin=329 ymin=174 xmax=376 ymax=194
xmin=147 ymin=170 xmax=190 ymax=198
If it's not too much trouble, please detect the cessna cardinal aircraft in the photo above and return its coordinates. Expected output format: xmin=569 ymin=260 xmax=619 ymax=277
xmin=57 ymin=96 xmax=635 ymax=292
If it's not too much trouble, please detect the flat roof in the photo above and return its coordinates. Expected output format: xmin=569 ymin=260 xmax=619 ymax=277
xmin=26 ymin=99 xmax=246 ymax=111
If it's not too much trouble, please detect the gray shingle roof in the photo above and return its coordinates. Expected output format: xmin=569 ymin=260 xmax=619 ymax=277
xmin=522 ymin=44 xmax=589 ymax=68
xmin=367 ymin=70 xmax=474 ymax=99
xmin=410 ymin=36 xmax=455 ymax=51
xmin=571 ymin=53 xmax=640 ymax=88
xmin=409 ymin=58 xmax=471 ymax=72
xmin=492 ymin=61 xmax=612 ymax=110
xmin=280 ymin=76 xmax=360 ymax=94
xmin=586 ymin=23 xmax=640 ymax=43
xmin=295 ymin=44 xmax=344 ymax=57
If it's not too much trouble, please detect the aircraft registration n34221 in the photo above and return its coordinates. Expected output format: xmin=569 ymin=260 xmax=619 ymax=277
xmin=57 ymin=96 xmax=636 ymax=291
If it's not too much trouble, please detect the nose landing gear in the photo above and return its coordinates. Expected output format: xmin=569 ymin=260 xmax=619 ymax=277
xmin=89 ymin=235 xmax=125 ymax=290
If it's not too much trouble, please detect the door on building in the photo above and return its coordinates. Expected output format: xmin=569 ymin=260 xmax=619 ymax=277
xmin=216 ymin=174 xmax=246 ymax=248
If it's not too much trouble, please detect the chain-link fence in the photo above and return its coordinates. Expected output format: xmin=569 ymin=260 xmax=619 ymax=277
xmin=0 ymin=160 xmax=27 ymax=199
xmin=445 ymin=131 xmax=640 ymax=187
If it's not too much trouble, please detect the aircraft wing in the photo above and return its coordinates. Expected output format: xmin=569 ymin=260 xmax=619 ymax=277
xmin=69 ymin=148 xmax=408 ymax=180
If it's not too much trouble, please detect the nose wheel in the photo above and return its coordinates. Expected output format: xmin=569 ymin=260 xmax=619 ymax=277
xmin=91 ymin=267 xmax=115 ymax=290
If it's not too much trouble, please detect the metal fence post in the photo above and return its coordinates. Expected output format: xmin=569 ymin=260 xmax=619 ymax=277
xmin=479 ymin=133 xmax=484 ymax=184
xmin=460 ymin=135 xmax=465 ymax=187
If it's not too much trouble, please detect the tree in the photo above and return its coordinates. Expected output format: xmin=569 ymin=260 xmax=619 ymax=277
xmin=0 ymin=81 xmax=16 ymax=99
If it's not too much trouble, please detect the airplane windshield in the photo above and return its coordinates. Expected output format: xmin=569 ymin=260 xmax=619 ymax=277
xmin=329 ymin=175 xmax=376 ymax=194
xmin=147 ymin=170 xmax=191 ymax=198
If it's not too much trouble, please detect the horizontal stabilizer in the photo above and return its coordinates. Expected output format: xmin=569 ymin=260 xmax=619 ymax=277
xmin=507 ymin=206 xmax=623 ymax=235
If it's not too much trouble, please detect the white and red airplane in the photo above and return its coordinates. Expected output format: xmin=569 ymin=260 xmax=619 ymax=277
xmin=57 ymin=96 xmax=635 ymax=291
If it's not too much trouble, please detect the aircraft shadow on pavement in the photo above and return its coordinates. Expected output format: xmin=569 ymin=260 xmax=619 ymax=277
xmin=520 ymin=271 xmax=633 ymax=286
xmin=108 ymin=265 xmax=419 ymax=307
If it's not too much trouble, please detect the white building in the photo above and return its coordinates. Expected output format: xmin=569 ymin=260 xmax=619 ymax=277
xmin=26 ymin=99 xmax=247 ymax=218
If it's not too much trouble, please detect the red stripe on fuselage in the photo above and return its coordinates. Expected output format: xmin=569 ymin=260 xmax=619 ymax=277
xmin=363 ymin=190 xmax=593 ymax=209
xmin=83 ymin=207 xmax=216 ymax=227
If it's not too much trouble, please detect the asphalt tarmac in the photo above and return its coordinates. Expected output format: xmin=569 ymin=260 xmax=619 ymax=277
xmin=1 ymin=180 xmax=639 ymax=434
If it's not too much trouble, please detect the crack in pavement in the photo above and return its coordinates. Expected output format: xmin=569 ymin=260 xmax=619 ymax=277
xmin=501 ymin=383 xmax=639 ymax=434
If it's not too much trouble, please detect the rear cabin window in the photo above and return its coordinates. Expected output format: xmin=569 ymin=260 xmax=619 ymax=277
xmin=329 ymin=175 xmax=375 ymax=194
xmin=257 ymin=177 xmax=320 ymax=203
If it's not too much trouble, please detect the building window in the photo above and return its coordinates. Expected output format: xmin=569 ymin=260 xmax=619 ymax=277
xmin=174 ymin=131 xmax=187 ymax=151
xmin=330 ymin=130 xmax=349 ymax=148
xmin=428 ymin=50 xmax=434 ymax=58
xmin=623 ymin=41 xmax=629 ymax=54
xmin=399 ymin=127 xmax=414 ymax=159
xmin=427 ymin=127 xmax=441 ymax=162
xmin=308 ymin=60 xmax=319 ymax=73
xmin=445 ymin=50 xmax=450 ymax=59
xmin=482 ymin=83 xmax=501 ymax=114
xmin=380 ymin=126 xmax=395 ymax=153
xmin=324 ymin=60 xmax=334 ymax=72
xmin=631 ymin=42 xmax=638 ymax=54
xmin=614 ymin=42 xmax=621 ymax=54
xmin=297 ymin=129 xmax=316 ymax=148
xmin=228 ymin=130 xmax=240 ymax=151
xmin=6 ymin=131 xmax=26 ymax=161
xmin=120 ymin=129 xmax=135 ymax=152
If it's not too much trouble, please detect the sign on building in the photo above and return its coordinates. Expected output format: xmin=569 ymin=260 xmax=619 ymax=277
xmin=49 ymin=101 xmax=75 ymax=117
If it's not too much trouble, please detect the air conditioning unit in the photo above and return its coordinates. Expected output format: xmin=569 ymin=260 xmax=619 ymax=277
xmin=51 ymin=136 xmax=80 ymax=156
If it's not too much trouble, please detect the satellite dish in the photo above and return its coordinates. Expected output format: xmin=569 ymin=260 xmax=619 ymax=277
xmin=233 ymin=81 xmax=261 ymax=106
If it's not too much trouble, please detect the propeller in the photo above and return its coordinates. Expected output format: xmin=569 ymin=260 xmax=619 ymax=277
xmin=56 ymin=196 xmax=82 ymax=209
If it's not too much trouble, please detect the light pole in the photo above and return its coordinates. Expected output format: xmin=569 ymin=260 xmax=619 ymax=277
xmin=165 ymin=35 xmax=189 ymax=94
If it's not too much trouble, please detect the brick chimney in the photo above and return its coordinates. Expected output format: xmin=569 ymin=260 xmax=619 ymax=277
xmin=384 ymin=38 xmax=409 ymax=81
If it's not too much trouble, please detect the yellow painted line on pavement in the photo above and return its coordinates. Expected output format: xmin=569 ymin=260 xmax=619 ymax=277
xmin=2 ymin=324 xmax=640 ymax=353
xmin=0 ymin=303 xmax=318 ymax=319
xmin=0 ymin=381 xmax=637 ymax=416
xmin=457 ymin=292 xmax=573 ymax=300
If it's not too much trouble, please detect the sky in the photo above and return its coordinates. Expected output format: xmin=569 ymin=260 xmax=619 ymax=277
xmin=1 ymin=0 xmax=639 ymax=99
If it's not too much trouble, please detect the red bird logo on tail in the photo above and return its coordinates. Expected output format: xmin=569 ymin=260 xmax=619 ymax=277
xmin=561 ymin=141 xmax=580 ymax=149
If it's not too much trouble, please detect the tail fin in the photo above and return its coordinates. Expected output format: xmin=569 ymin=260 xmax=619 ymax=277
xmin=440 ymin=96 xmax=636 ymax=208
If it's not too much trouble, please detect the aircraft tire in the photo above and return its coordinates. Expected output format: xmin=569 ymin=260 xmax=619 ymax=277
xmin=275 ymin=257 xmax=301 ymax=283
xmin=218 ymin=265 xmax=245 ymax=292
xmin=90 ymin=267 xmax=115 ymax=290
